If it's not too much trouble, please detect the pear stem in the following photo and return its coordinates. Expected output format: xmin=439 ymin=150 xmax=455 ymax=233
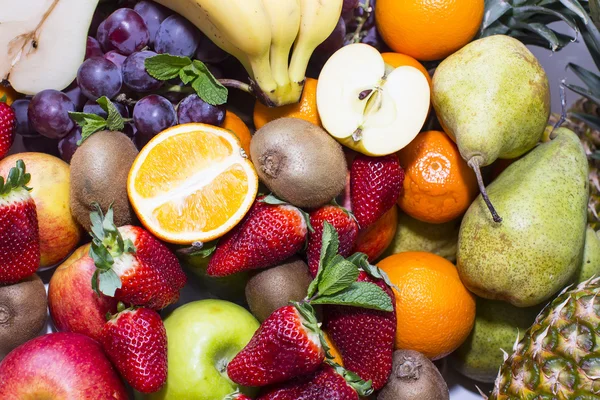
xmin=468 ymin=157 xmax=502 ymax=223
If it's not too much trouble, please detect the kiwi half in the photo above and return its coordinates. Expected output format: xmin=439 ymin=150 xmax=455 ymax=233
xmin=0 ymin=274 xmax=47 ymax=358
xmin=250 ymin=118 xmax=347 ymax=209
xmin=70 ymin=130 xmax=138 ymax=231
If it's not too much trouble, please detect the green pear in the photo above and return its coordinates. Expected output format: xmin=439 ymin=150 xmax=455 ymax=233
xmin=450 ymin=297 xmax=541 ymax=383
xmin=572 ymin=226 xmax=600 ymax=283
xmin=457 ymin=129 xmax=589 ymax=307
xmin=382 ymin=212 xmax=460 ymax=262
xmin=432 ymin=35 xmax=550 ymax=223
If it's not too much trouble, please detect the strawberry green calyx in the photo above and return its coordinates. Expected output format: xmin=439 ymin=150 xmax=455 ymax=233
xmin=89 ymin=203 xmax=136 ymax=297
xmin=329 ymin=362 xmax=374 ymax=397
xmin=0 ymin=160 xmax=31 ymax=195
xmin=293 ymin=301 xmax=333 ymax=361
xmin=105 ymin=301 xmax=132 ymax=321
xmin=305 ymin=222 xmax=393 ymax=312
xmin=0 ymin=94 xmax=6 ymax=103
xmin=260 ymin=193 xmax=315 ymax=233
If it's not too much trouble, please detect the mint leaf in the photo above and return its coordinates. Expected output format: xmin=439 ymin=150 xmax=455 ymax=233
xmin=311 ymin=281 xmax=394 ymax=312
xmin=179 ymin=63 xmax=198 ymax=85
xmin=96 ymin=96 xmax=124 ymax=132
xmin=191 ymin=60 xmax=227 ymax=105
xmin=318 ymin=259 xmax=359 ymax=296
xmin=145 ymin=54 xmax=192 ymax=80
xmin=68 ymin=112 xmax=107 ymax=145
xmin=98 ymin=269 xmax=122 ymax=297
xmin=347 ymin=252 xmax=400 ymax=292
xmin=307 ymin=222 xmax=340 ymax=298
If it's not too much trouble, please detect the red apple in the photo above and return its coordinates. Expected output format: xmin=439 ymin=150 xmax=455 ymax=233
xmin=0 ymin=153 xmax=82 ymax=269
xmin=0 ymin=332 xmax=127 ymax=399
xmin=48 ymin=245 xmax=118 ymax=341
xmin=353 ymin=206 xmax=399 ymax=261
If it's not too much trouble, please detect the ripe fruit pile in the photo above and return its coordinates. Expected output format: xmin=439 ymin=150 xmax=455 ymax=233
xmin=0 ymin=1 xmax=600 ymax=400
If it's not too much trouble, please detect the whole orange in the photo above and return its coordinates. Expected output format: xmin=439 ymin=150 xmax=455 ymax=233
xmin=377 ymin=251 xmax=475 ymax=359
xmin=376 ymin=0 xmax=484 ymax=61
xmin=222 ymin=110 xmax=252 ymax=156
xmin=253 ymin=78 xmax=321 ymax=129
xmin=397 ymin=130 xmax=478 ymax=224
xmin=381 ymin=52 xmax=432 ymax=89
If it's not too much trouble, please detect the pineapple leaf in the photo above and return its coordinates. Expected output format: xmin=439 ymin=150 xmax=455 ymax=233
xmin=482 ymin=0 xmax=513 ymax=30
xmin=571 ymin=112 xmax=600 ymax=131
xmin=513 ymin=6 xmax=580 ymax=35
xmin=564 ymin=83 xmax=600 ymax=104
xmin=566 ymin=63 xmax=600 ymax=94
xmin=559 ymin=0 xmax=589 ymax=23
xmin=591 ymin=0 xmax=600 ymax=28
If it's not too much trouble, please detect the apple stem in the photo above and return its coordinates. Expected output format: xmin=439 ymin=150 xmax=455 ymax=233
xmin=352 ymin=127 xmax=363 ymax=142
xmin=350 ymin=0 xmax=372 ymax=44
xmin=468 ymin=157 xmax=502 ymax=223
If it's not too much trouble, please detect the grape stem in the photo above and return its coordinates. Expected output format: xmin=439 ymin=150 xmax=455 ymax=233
xmin=351 ymin=0 xmax=372 ymax=44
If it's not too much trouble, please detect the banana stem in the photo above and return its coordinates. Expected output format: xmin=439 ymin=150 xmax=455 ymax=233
xmin=469 ymin=157 xmax=502 ymax=223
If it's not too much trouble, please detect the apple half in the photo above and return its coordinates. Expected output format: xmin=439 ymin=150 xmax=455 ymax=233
xmin=0 ymin=0 xmax=98 ymax=95
xmin=317 ymin=43 xmax=430 ymax=156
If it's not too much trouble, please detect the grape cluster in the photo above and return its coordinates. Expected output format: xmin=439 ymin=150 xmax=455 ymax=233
xmin=13 ymin=0 xmax=229 ymax=163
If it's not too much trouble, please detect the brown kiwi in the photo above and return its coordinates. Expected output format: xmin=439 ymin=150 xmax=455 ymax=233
xmin=70 ymin=130 xmax=138 ymax=231
xmin=245 ymin=257 xmax=312 ymax=322
xmin=250 ymin=118 xmax=347 ymax=208
xmin=0 ymin=274 xmax=47 ymax=358
xmin=378 ymin=350 xmax=450 ymax=400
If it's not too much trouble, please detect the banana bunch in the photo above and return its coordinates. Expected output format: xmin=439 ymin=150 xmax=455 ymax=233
xmin=154 ymin=0 xmax=343 ymax=107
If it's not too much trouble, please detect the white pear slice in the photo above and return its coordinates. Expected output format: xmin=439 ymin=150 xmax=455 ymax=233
xmin=0 ymin=0 xmax=98 ymax=95
xmin=317 ymin=43 xmax=430 ymax=156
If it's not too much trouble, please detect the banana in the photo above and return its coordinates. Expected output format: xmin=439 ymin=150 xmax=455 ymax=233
xmin=261 ymin=0 xmax=301 ymax=87
xmin=289 ymin=0 xmax=343 ymax=84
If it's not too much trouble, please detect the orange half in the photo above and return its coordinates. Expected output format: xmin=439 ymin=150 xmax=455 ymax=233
xmin=127 ymin=123 xmax=258 ymax=244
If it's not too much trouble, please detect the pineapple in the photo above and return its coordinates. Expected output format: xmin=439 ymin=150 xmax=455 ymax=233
xmin=489 ymin=278 xmax=600 ymax=399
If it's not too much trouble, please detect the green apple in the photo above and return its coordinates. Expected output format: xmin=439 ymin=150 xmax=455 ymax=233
xmin=147 ymin=299 xmax=259 ymax=400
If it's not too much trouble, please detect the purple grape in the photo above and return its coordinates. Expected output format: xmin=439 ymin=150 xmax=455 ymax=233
xmin=177 ymin=94 xmax=225 ymax=126
xmin=206 ymin=64 xmax=224 ymax=79
xmin=96 ymin=20 xmax=113 ymax=52
xmin=89 ymin=2 xmax=115 ymax=36
xmin=133 ymin=95 xmax=177 ymax=147
xmin=100 ymin=9 xmax=150 ymax=56
xmin=22 ymin=135 xmax=60 ymax=156
xmin=58 ymin=127 xmax=82 ymax=163
xmin=343 ymin=0 xmax=360 ymax=12
xmin=28 ymin=90 xmax=75 ymax=139
xmin=347 ymin=0 xmax=376 ymax=32
xmin=194 ymin=35 xmax=229 ymax=64
xmin=360 ymin=26 xmax=387 ymax=51
xmin=11 ymin=99 xmax=37 ymax=137
xmin=77 ymin=57 xmax=123 ymax=100
xmin=86 ymin=37 xmax=104 ymax=59
xmin=104 ymin=50 xmax=127 ymax=68
xmin=63 ymin=83 xmax=88 ymax=111
xmin=316 ymin=17 xmax=346 ymax=58
xmin=155 ymin=15 xmax=201 ymax=57
xmin=122 ymin=50 xmax=163 ymax=92
xmin=83 ymin=100 xmax=129 ymax=119
xmin=134 ymin=1 xmax=172 ymax=45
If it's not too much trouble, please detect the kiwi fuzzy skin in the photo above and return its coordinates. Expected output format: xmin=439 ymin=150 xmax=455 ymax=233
xmin=378 ymin=350 xmax=450 ymax=400
xmin=70 ymin=131 xmax=138 ymax=231
xmin=245 ymin=257 xmax=313 ymax=322
xmin=0 ymin=274 xmax=47 ymax=359
xmin=250 ymin=118 xmax=347 ymax=209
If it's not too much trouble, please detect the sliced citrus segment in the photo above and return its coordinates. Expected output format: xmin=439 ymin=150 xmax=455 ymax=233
xmin=127 ymin=123 xmax=258 ymax=244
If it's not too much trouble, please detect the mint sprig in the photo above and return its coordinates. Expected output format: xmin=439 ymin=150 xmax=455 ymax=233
xmin=89 ymin=203 xmax=136 ymax=297
xmin=145 ymin=54 xmax=227 ymax=106
xmin=69 ymin=96 xmax=126 ymax=145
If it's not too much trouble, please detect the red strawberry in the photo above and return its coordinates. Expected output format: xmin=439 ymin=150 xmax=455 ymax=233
xmin=350 ymin=153 xmax=404 ymax=229
xmin=0 ymin=102 xmax=16 ymax=159
xmin=324 ymin=271 xmax=396 ymax=390
xmin=257 ymin=363 xmax=372 ymax=400
xmin=306 ymin=205 xmax=358 ymax=277
xmin=227 ymin=305 xmax=324 ymax=386
xmin=0 ymin=160 xmax=40 ymax=284
xmin=101 ymin=307 xmax=167 ymax=394
xmin=225 ymin=391 xmax=253 ymax=400
xmin=90 ymin=205 xmax=186 ymax=310
xmin=207 ymin=197 xmax=308 ymax=277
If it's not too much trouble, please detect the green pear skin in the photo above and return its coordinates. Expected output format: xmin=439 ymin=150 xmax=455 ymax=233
xmin=432 ymin=35 xmax=550 ymax=165
xmin=382 ymin=212 xmax=460 ymax=262
xmin=450 ymin=298 xmax=540 ymax=383
xmin=457 ymin=129 xmax=589 ymax=307
xmin=573 ymin=227 xmax=600 ymax=283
